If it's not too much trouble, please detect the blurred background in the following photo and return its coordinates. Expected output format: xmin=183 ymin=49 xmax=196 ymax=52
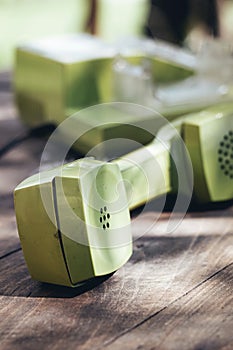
xmin=1 ymin=0 xmax=233 ymax=71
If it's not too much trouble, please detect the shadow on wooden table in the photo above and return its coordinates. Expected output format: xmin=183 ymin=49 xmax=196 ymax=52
xmin=1 ymin=259 xmax=114 ymax=299
xmin=28 ymin=274 xmax=114 ymax=299
xmin=1 ymin=227 xmax=230 ymax=299
xmin=132 ymin=195 xmax=233 ymax=219
xmin=0 ymin=243 xmax=114 ymax=298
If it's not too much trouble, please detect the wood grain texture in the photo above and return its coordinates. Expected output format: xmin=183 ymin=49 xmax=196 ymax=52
xmin=0 ymin=73 xmax=233 ymax=350
xmin=0 ymin=209 xmax=232 ymax=349
xmin=104 ymin=262 xmax=233 ymax=350
xmin=0 ymin=213 xmax=20 ymax=258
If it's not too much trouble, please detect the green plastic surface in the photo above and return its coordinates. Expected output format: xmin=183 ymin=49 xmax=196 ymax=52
xmin=61 ymin=104 xmax=167 ymax=159
xmin=14 ymin=159 xmax=132 ymax=286
xmin=116 ymin=103 xmax=233 ymax=208
xmin=115 ymin=140 xmax=171 ymax=210
xmin=14 ymin=35 xmax=193 ymax=127
xmin=183 ymin=104 xmax=233 ymax=202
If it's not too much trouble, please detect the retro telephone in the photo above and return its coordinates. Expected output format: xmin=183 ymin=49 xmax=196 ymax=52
xmin=14 ymin=35 xmax=233 ymax=160
xmin=14 ymin=34 xmax=194 ymax=127
xmin=14 ymin=103 xmax=233 ymax=287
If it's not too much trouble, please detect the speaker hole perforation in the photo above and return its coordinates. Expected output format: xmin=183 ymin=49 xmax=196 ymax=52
xmin=99 ymin=207 xmax=111 ymax=230
xmin=218 ymin=130 xmax=233 ymax=179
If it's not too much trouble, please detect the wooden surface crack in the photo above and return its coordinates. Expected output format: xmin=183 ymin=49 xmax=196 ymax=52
xmin=0 ymin=247 xmax=21 ymax=261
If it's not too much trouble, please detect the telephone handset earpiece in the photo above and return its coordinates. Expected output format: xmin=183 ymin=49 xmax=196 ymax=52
xmin=116 ymin=103 xmax=233 ymax=208
xmin=14 ymin=160 xmax=132 ymax=287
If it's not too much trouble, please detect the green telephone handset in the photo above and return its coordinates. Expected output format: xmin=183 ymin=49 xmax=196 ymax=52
xmin=14 ymin=159 xmax=132 ymax=287
xmin=116 ymin=103 xmax=233 ymax=208
xmin=14 ymin=104 xmax=233 ymax=287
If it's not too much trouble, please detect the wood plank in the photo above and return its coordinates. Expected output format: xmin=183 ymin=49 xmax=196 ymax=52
xmin=0 ymin=213 xmax=20 ymax=258
xmin=0 ymin=136 xmax=53 ymax=258
xmin=0 ymin=119 xmax=26 ymax=147
xmin=0 ymin=138 xmax=47 ymax=199
xmin=0 ymin=208 xmax=232 ymax=349
xmin=104 ymin=263 xmax=233 ymax=350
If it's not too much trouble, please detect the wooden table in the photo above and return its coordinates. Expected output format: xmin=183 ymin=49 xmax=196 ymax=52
xmin=0 ymin=72 xmax=233 ymax=350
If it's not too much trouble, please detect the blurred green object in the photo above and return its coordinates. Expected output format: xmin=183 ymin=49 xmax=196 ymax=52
xmin=14 ymin=34 xmax=193 ymax=127
xmin=57 ymin=104 xmax=167 ymax=159
xmin=96 ymin=0 xmax=150 ymax=40
xmin=15 ymin=34 xmax=233 ymax=161
xmin=0 ymin=0 xmax=90 ymax=70
xmin=113 ymin=40 xmax=233 ymax=118
xmin=0 ymin=0 xmax=150 ymax=70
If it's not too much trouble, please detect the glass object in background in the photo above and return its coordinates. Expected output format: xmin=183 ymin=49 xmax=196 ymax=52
xmin=112 ymin=38 xmax=233 ymax=117
xmin=113 ymin=56 xmax=153 ymax=105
